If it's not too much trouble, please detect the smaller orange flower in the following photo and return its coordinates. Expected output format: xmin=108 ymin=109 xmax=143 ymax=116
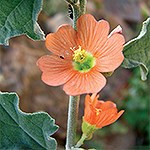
xmin=83 ymin=94 xmax=124 ymax=129
xmin=76 ymin=94 xmax=124 ymax=146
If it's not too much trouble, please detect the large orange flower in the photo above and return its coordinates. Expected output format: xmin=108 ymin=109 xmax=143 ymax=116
xmin=83 ymin=94 xmax=124 ymax=128
xmin=37 ymin=14 xmax=125 ymax=96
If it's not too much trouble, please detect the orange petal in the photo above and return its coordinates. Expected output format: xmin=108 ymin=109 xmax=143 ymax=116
xmin=84 ymin=95 xmax=98 ymax=125
xmin=96 ymin=101 xmax=117 ymax=111
xmin=92 ymin=95 xmax=102 ymax=107
xmin=37 ymin=55 xmax=74 ymax=86
xmin=96 ymin=33 xmax=125 ymax=72
xmin=99 ymin=110 xmax=124 ymax=128
xmin=91 ymin=93 xmax=98 ymax=102
xmin=63 ymin=69 xmax=106 ymax=96
xmin=96 ymin=108 xmax=117 ymax=128
xmin=85 ymin=95 xmax=92 ymax=107
xmin=76 ymin=14 xmax=110 ymax=55
xmin=96 ymin=109 xmax=124 ymax=128
xmin=45 ymin=25 xmax=77 ymax=58
xmin=96 ymin=111 xmax=109 ymax=128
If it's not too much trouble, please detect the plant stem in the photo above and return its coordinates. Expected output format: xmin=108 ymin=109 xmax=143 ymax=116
xmin=66 ymin=96 xmax=80 ymax=150
xmin=75 ymin=134 xmax=87 ymax=148
xmin=72 ymin=4 xmax=80 ymax=29
xmin=79 ymin=0 xmax=87 ymax=15
xmin=66 ymin=0 xmax=87 ymax=29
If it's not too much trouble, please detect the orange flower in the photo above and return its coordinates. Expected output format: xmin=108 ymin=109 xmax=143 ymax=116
xmin=37 ymin=14 xmax=125 ymax=96
xmin=83 ymin=94 xmax=124 ymax=128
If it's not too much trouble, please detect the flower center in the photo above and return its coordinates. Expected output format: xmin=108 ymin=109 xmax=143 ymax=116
xmin=72 ymin=46 xmax=96 ymax=73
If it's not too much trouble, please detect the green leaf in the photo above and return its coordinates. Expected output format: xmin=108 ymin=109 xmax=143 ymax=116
xmin=0 ymin=0 xmax=45 ymax=45
xmin=122 ymin=17 xmax=150 ymax=80
xmin=0 ymin=92 xmax=58 ymax=150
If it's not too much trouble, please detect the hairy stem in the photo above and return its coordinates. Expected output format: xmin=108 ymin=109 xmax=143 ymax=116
xmin=79 ymin=0 xmax=87 ymax=15
xmin=65 ymin=0 xmax=78 ymax=5
xmin=66 ymin=0 xmax=87 ymax=29
xmin=66 ymin=96 xmax=80 ymax=150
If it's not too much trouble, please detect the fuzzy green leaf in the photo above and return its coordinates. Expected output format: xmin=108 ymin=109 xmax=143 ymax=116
xmin=0 ymin=0 xmax=45 ymax=45
xmin=122 ymin=17 xmax=150 ymax=80
xmin=0 ymin=92 xmax=58 ymax=150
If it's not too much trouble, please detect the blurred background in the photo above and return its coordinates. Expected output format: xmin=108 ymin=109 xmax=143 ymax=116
xmin=0 ymin=0 xmax=150 ymax=149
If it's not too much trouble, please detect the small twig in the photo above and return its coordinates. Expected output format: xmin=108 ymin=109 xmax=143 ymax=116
xmin=75 ymin=134 xmax=87 ymax=148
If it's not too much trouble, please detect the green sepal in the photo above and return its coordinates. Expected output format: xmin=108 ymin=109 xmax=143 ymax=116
xmin=102 ymin=71 xmax=114 ymax=77
xmin=82 ymin=120 xmax=97 ymax=140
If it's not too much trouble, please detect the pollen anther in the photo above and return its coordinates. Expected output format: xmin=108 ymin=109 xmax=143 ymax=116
xmin=95 ymin=108 xmax=102 ymax=116
xmin=73 ymin=46 xmax=88 ymax=62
